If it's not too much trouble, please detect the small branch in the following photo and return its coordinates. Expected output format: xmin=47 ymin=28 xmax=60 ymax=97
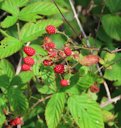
xmin=0 ymin=12 xmax=7 ymax=20
xmin=17 ymin=125 xmax=21 ymax=128
xmin=69 ymin=0 xmax=90 ymax=47
xmin=96 ymin=64 xmax=111 ymax=100
xmin=30 ymin=95 xmax=52 ymax=110
xmin=100 ymin=95 xmax=121 ymax=108
xmin=16 ymin=57 xmax=22 ymax=75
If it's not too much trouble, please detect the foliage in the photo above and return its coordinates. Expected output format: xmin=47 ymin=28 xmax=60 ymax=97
xmin=0 ymin=0 xmax=121 ymax=128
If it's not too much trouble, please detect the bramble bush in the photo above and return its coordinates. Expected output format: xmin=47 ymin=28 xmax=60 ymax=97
xmin=0 ymin=0 xmax=121 ymax=128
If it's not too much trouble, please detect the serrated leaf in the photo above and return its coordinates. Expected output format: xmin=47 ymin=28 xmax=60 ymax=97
xmin=19 ymin=1 xmax=66 ymax=21
xmin=0 ymin=37 xmax=22 ymax=59
xmin=68 ymin=94 xmax=104 ymax=128
xmin=105 ymin=0 xmax=121 ymax=12
xmin=1 ymin=0 xmax=19 ymax=15
xmin=0 ymin=109 xmax=6 ymax=127
xmin=45 ymin=93 xmax=66 ymax=128
xmin=101 ymin=15 xmax=121 ymax=41
xmin=0 ymin=75 xmax=10 ymax=89
xmin=30 ymin=44 xmax=47 ymax=56
xmin=20 ymin=19 xmax=63 ymax=42
xmin=36 ymin=84 xmax=55 ymax=94
xmin=1 ymin=16 xmax=18 ymax=28
xmin=39 ymin=65 xmax=57 ymax=92
xmin=8 ymin=88 xmax=29 ymax=115
xmin=77 ymin=73 xmax=97 ymax=88
xmin=104 ymin=62 xmax=121 ymax=86
xmin=11 ymin=71 xmax=34 ymax=86
xmin=0 ymin=59 xmax=15 ymax=79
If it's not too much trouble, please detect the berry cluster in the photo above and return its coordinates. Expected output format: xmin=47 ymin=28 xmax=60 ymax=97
xmin=42 ymin=25 xmax=74 ymax=87
xmin=21 ymin=46 xmax=35 ymax=71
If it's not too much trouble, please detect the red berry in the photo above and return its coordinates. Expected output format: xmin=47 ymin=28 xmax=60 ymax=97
xmin=10 ymin=117 xmax=22 ymax=126
xmin=21 ymin=64 xmax=30 ymax=71
xmin=64 ymin=47 xmax=72 ymax=56
xmin=90 ymin=85 xmax=100 ymax=93
xmin=60 ymin=79 xmax=69 ymax=87
xmin=54 ymin=64 xmax=64 ymax=74
xmin=46 ymin=25 xmax=56 ymax=34
xmin=43 ymin=60 xmax=53 ymax=66
xmin=23 ymin=46 xmax=35 ymax=56
xmin=23 ymin=57 xmax=34 ymax=66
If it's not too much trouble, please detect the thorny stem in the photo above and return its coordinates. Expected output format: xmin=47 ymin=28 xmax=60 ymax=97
xmin=100 ymin=95 xmax=121 ymax=108
xmin=30 ymin=95 xmax=52 ymax=110
xmin=69 ymin=0 xmax=90 ymax=47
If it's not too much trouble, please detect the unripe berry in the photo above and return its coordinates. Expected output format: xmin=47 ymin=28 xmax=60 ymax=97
xmin=58 ymin=51 xmax=66 ymax=58
xmin=43 ymin=42 xmax=56 ymax=51
xmin=23 ymin=46 xmax=35 ymax=56
xmin=21 ymin=64 xmax=30 ymax=71
xmin=54 ymin=64 xmax=64 ymax=74
xmin=48 ymin=50 xmax=57 ymax=58
xmin=43 ymin=60 xmax=53 ymax=66
xmin=23 ymin=57 xmax=34 ymax=66
xmin=60 ymin=79 xmax=69 ymax=87
xmin=64 ymin=47 xmax=72 ymax=56
xmin=46 ymin=25 xmax=56 ymax=34
xmin=80 ymin=55 xmax=99 ymax=66
xmin=90 ymin=85 xmax=100 ymax=93
xmin=44 ymin=36 xmax=52 ymax=43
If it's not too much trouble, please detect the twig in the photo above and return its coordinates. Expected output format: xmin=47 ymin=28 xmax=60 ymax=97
xmin=69 ymin=0 xmax=90 ymax=47
xmin=0 ymin=12 xmax=7 ymax=19
xmin=100 ymin=95 xmax=121 ymax=108
xmin=30 ymin=95 xmax=52 ymax=110
xmin=69 ymin=0 xmax=111 ymax=100
xmin=17 ymin=125 xmax=21 ymax=128
xmin=16 ymin=57 xmax=22 ymax=75
xmin=96 ymin=64 xmax=111 ymax=100
xmin=51 ymin=0 xmax=82 ymax=41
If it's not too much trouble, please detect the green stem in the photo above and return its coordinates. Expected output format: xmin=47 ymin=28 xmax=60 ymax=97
xmin=0 ymin=29 xmax=9 ymax=37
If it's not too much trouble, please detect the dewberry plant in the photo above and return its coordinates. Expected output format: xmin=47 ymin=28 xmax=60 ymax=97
xmin=0 ymin=0 xmax=121 ymax=128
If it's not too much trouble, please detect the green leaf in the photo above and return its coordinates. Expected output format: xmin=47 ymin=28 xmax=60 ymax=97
xmin=30 ymin=44 xmax=47 ymax=56
xmin=68 ymin=94 xmax=104 ymax=128
xmin=104 ymin=61 xmax=121 ymax=86
xmin=0 ymin=59 xmax=15 ymax=79
xmin=11 ymin=71 xmax=34 ymax=86
xmin=20 ymin=19 xmax=63 ymax=42
xmin=19 ymin=1 xmax=66 ymax=21
xmin=0 ymin=37 xmax=22 ymax=59
xmin=0 ymin=75 xmax=10 ymax=89
xmin=105 ymin=0 xmax=121 ymax=12
xmin=1 ymin=16 xmax=18 ymax=28
xmin=39 ymin=65 xmax=57 ymax=92
xmin=36 ymin=85 xmax=55 ymax=94
xmin=0 ymin=109 xmax=6 ymax=127
xmin=101 ymin=15 xmax=121 ymax=41
xmin=1 ymin=0 xmax=19 ymax=15
xmin=76 ymin=73 xmax=98 ymax=88
xmin=8 ymin=88 xmax=29 ymax=115
xmin=45 ymin=93 xmax=66 ymax=128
